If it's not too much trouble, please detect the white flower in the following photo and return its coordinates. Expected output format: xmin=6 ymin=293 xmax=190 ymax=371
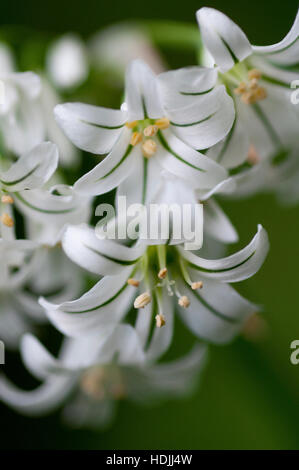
xmin=46 ymin=34 xmax=89 ymax=90
xmin=54 ymin=59 xmax=233 ymax=199
xmin=161 ymin=7 xmax=299 ymax=177
xmin=0 ymin=329 xmax=206 ymax=428
xmin=40 ymin=223 xmax=269 ymax=350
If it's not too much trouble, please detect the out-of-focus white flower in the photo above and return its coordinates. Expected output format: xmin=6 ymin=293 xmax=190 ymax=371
xmin=0 ymin=329 xmax=207 ymax=428
xmin=46 ymin=34 xmax=89 ymax=90
xmin=55 ymin=59 xmax=232 ymax=200
xmin=40 ymin=223 xmax=268 ymax=349
xmin=0 ymin=72 xmax=45 ymax=155
xmin=89 ymin=24 xmax=166 ymax=78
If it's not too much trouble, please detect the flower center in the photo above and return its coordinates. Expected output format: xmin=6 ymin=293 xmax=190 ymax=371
xmin=234 ymin=69 xmax=267 ymax=105
xmin=80 ymin=365 xmax=126 ymax=401
xmin=128 ymin=245 xmax=203 ymax=328
xmin=126 ymin=117 xmax=170 ymax=158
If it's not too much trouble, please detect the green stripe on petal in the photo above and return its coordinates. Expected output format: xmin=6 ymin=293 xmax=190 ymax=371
xmin=0 ymin=164 xmax=40 ymax=186
xmin=170 ymin=113 xmax=215 ymax=128
xmin=185 ymin=251 xmax=255 ymax=274
xmin=157 ymin=131 xmax=206 ymax=173
xmin=96 ymin=144 xmax=133 ymax=182
xmin=14 ymin=192 xmax=77 ymax=214
xmin=83 ymin=244 xmax=141 ymax=266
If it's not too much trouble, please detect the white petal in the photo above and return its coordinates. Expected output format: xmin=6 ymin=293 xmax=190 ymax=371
xmin=179 ymin=225 xmax=269 ymax=282
xmin=177 ymin=276 xmax=255 ymax=343
xmin=74 ymin=128 xmax=139 ymax=196
xmin=39 ymin=268 xmax=135 ymax=337
xmin=196 ymin=7 xmax=252 ymax=72
xmin=167 ymin=85 xmax=235 ymax=150
xmin=54 ymin=102 xmax=126 ymax=154
xmin=125 ymin=59 xmax=164 ymax=121
xmin=62 ymin=224 xmax=144 ymax=275
xmin=0 ymin=374 xmax=76 ymax=415
xmin=155 ymin=129 xmax=227 ymax=189
xmin=0 ymin=142 xmax=58 ymax=191
xmin=158 ymin=66 xmax=217 ymax=109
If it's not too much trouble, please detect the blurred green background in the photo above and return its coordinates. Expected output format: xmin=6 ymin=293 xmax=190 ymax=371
xmin=1 ymin=0 xmax=299 ymax=450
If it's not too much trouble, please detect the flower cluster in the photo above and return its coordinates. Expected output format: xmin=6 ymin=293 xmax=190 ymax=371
xmin=0 ymin=6 xmax=298 ymax=428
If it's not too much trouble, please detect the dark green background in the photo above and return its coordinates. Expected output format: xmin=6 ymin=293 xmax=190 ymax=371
xmin=1 ymin=0 xmax=299 ymax=450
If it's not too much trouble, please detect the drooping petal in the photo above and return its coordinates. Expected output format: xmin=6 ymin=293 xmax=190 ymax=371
xmin=39 ymin=268 xmax=136 ymax=337
xmin=125 ymin=59 xmax=164 ymax=121
xmin=54 ymin=102 xmax=126 ymax=154
xmin=176 ymin=276 xmax=256 ymax=343
xmin=0 ymin=374 xmax=76 ymax=415
xmin=0 ymin=142 xmax=58 ymax=191
xmin=62 ymin=224 xmax=145 ymax=276
xmin=126 ymin=344 xmax=207 ymax=403
xmin=74 ymin=128 xmax=139 ymax=196
xmin=155 ymin=129 xmax=227 ymax=189
xmin=196 ymin=7 xmax=252 ymax=72
xmin=179 ymin=225 xmax=269 ymax=282
xmin=14 ymin=184 xmax=91 ymax=245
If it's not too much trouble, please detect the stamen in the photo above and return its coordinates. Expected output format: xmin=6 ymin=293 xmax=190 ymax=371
xmin=127 ymin=278 xmax=140 ymax=287
xmin=254 ymin=86 xmax=267 ymax=101
xmin=143 ymin=125 xmax=158 ymax=137
xmin=1 ymin=195 xmax=14 ymax=204
xmin=155 ymin=118 xmax=170 ymax=130
xmin=158 ymin=267 xmax=167 ymax=279
xmin=134 ymin=292 xmax=151 ymax=309
xmin=234 ymin=82 xmax=247 ymax=95
xmin=126 ymin=120 xmax=138 ymax=129
xmin=155 ymin=313 xmax=166 ymax=328
xmin=142 ymin=139 xmax=157 ymax=158
xmin=130 ymin=131 xmax=142 ymax=146
xmin=1 ymin=213 xmax=14 ymax=227
xmin=248 ymin=69 xmax=262 ymax=80
xmin=191 ymin=281 xmax=203 ymax=290
xmin=247 ymin=145 xmax=260 ymax=165
xmin=178 ymin=295 xmax=190 ymax=308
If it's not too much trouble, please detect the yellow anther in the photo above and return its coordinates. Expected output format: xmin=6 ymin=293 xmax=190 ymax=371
xmin=155 ymin=313 xmax=166 ymax=328
xmin=254 ymin=86 xmax=267 ymax=101
xmin=126 ymin=120 xmax=138 ymax=129
xmin=155 ymin=117 xmax=170 ymax=130
xmin=127 ymin=278 xmax=140 ymax=287
xmin=247 ymin=145 xmax=260 ymax=165
xmin=130 ymin=131 xmax=142 ymax=146
xmin=134 ymin=292 xmax=151 ymax=309
xmin=1 ymin=213 xmax=14 ymax=227
xmin=234 ymin=82 xmax=247 ymax=95
xmin=191 ymin=281 xmax=203 ymax=290
xmin=178 ymin=295 xmax=190 ymax=308
xmin=1 ymin=195 xmax=14 ymax=204
xmin=158 ymin=267 xmax=167 ymax=279
xmin=248 ymin=69 xmax=262 ymax=80
xmin=249 ymin=78 xmax=259 ymax=90
xmin=142 ymin=139 xmax=157 ymax=158
xmin=143 ymin=125 xmax=158 ymax=137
